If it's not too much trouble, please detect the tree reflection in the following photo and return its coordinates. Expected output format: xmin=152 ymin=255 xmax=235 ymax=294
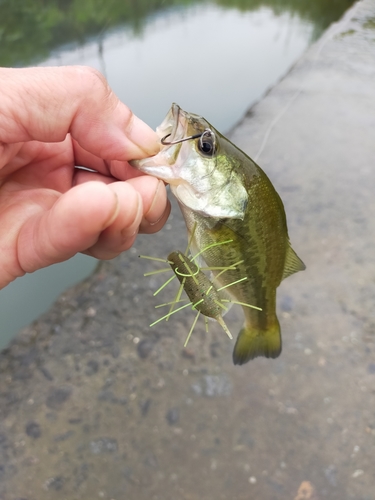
xmin=1 ymin=0 xmax=353 ymax=66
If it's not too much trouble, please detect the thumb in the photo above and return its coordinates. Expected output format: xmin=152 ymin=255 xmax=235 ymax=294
xmin=0 ymin=66 xmax=159 ymax=160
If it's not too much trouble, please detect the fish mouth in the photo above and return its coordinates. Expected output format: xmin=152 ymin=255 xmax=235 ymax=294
xmin=156 ymin=103 xmax=188 ymax=146
xmin=129 ymin=103 xmax=189 ymax=179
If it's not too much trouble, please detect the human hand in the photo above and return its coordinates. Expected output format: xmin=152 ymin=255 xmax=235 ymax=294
xmin=0 ymin=66 xmax=170 ymax=289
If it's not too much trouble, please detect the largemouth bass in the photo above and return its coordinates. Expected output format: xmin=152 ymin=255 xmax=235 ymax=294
xmin=132 ymin=104 xmax=305 ymax=365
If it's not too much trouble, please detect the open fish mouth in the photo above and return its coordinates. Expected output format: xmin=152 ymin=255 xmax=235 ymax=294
xmin=156 ymin=103 xmax=188 ymax=146
xmin=129 ymin=103 xmax=191 ymax=178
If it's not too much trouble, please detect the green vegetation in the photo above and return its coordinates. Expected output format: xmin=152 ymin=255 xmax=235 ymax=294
xmin=0 ymin=0 xmax=184 ymax=66
xmin=363 ymin=17 xmax=375 ymax=30
xmin=215 ymin=0 xmax=354 ymax=38
xmin=337 ymin=29 xmax=356 ymax=38
xmin=0 ymin=0 xmax=354 ymax=67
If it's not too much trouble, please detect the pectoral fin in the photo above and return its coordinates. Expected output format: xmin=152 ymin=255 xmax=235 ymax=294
xmin=282 ymin=242 xmax=306 ymax=281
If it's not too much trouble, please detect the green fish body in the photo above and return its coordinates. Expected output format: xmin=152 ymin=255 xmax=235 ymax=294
xmin=132 ymin=104 xmax=305 ymax=365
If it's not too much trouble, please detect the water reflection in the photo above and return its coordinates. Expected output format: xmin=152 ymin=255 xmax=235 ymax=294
xmin=41 ymin=5 xmax=313 ymax=131
xmin=0 ymin=0 xmax=353 ymax=67
xmin=0 ymin=0 xmax=353 ymax=348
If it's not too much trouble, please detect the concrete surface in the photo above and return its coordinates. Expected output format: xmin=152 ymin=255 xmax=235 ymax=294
xmin=1 ymin=1 xmax=375 ymax=498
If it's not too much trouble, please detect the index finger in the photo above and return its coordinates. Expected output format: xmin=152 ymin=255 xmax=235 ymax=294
xmin=72 ymin=138 xmax=146 ymax=180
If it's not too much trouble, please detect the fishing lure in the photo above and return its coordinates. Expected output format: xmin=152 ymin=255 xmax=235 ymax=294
xmin=139 ymin=228 xmax=261 ymax=347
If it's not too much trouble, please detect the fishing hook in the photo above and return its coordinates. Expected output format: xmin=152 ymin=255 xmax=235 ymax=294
xmin=161 ymin=128 xmax=213 ymax=146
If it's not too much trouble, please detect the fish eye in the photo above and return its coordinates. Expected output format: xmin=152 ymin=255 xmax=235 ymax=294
xmin=197 ymin=129 xmax=216 ymax=157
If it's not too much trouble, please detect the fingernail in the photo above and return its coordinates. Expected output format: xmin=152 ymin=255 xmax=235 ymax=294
xmin=121 ymin=192 xmax=143 ymax=239
xmin=105 ymin=192 xmax=120 ymax=227
xmin=128 ymin=116 xmax=160 ymax=157
xmin=145 ymin=180 xmax=167 ymax=225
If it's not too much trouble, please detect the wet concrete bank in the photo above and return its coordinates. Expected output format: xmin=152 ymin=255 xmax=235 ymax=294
xmin=1 ymin=1 xmax=375 ymax=499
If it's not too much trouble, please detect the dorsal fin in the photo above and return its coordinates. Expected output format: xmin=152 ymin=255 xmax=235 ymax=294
xmin=282 ymin=242 xmax=306 ymax=281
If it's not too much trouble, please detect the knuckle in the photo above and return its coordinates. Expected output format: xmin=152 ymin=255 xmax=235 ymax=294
xmin=73 ymin=66 xmax=112 ymax=101
xmin=77 ymin=65 xmax=106 ymax=84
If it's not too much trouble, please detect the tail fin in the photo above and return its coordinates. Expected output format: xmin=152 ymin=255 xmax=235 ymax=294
xmin=232 ymin=320 xmax=282 ymax=365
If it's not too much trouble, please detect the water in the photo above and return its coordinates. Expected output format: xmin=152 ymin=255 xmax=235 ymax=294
xmin=0 ymin=0 xmax=353 ymax=349
xmin=41 ymin=5 xmax=313 ymax=131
